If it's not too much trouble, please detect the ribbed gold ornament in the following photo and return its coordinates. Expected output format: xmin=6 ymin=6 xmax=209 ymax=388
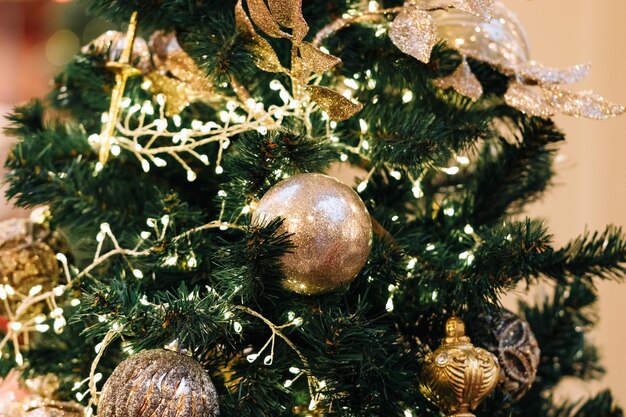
xmin=98 ymin=349 xmax=219 ymax=417
xmin=419 ymin=317 xmax=500 ymax=417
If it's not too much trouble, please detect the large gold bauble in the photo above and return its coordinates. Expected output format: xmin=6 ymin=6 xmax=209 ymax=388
xmin=419 ymin=317 xmax=500 ymax=417
xmin=252 ymin=173 xmax=373 ymax=296
xmin=0 ymin=218 xmax=60 ymax=302
xmin=98 ymin=349 xmax=219 ymax=417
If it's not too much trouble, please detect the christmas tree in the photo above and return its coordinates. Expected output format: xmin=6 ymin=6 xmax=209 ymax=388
xmin=2 ymin=0 xmax=625 ymax=416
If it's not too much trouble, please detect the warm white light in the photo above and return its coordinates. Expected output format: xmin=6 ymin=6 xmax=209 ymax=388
xmin=359 ymin=119 xmax=368 ymax=133
xmin=442 ymin=166 xmax=460 ymax=175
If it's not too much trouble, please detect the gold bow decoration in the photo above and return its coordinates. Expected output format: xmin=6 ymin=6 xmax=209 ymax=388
xmin=235 ymin=0 xmax=363 ymax=121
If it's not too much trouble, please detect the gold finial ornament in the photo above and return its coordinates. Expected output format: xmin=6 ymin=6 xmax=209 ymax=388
xmin=98 ymin=11 xmax=142 ymax=166
xmin=419 ymin=317 xmax=500 ymax=417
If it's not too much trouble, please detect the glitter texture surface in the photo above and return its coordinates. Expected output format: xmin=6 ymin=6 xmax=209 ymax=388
xmin=235 ymin=1 xmax=286 ymax=73
xmin=298 ymin=42 xmax=342 ymax=73
xmin=544 ymin=84 xmax=625 ymax=120
xmin=246 ymin=0 xmax=291 ymax=38
xmin=484 ymin=311 xmax=540 ymax=401
xmin=252 ymin=173 xmax=373 ymax=296
xmin=149 ymin=32 xmax=213 ymax=92
xmin=0 ymin=219 xmax=59 ymax=306
xmin=516 ymin=61 xmax=590 ymax=85
xmin=98 ymin=349 xmax=219 ymax=417
xmin=504 ymin=81 xmax=553 ymax=118
xmin=273 ymin=0 xmax=309 ymax=44
xmin=306 ymin=86 xmax=363 ymax=121
xmin=23 ymin=400 xmax=85 ymax=417
xmin=390 ymin=7 xmax=438 ymax=63
xmin=433 ymin=3 xmax=530 ymax=67
xmin=455 ymin=0 xmax=496 ymax=21
xmin=435 ymin=58 xmax=483 ymax=101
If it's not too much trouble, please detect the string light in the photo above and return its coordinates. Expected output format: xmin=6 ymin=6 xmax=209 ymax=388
xmin=442 ymin=166 xmax=460 ymax=175
xmin=456 ymin=155 xmax=470 ymax=165
xmin=412 ymin=182 xmax=424 ymax=198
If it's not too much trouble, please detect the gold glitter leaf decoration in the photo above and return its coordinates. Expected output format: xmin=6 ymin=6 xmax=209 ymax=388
xmin=268 ymin=0 xmax=309 ymax=45
xmin=298 ymin=42 xmax=342 ymax=73
xmin=516 ymin=62 xmax=591 ymax=85
xmin=268 ymin=0 xmax=293 ymax=27
xmin=456 ymin=0 xmax=496 ymax=21
xmin=389 ymin=7 xmax=438 ymax=63
xmin=543 ymin=84 xmax=625 ymax=120
xmin=235 ymin=1 xmax=286 ymax=73
xmin=246 ymin=0 xmax=291 ymax=38
xmin=435 ymin=59 xmax=483 ymax=101
xmin=146 ymin=73 xmax=200 ymax=116
xmin=306 ymin=85 xmax=363 ymax=121
xmin=150 ymin=32 xmax=213 ymax=91
xmin=504 ymin=81 xmax=554 ymax=118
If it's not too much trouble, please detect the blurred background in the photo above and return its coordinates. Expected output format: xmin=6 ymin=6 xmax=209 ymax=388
xmin=1 ymin=0 xmax=625 ymax=405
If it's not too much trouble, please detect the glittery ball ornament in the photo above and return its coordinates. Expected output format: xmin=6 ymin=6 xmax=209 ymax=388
xmin=420 ymin=317 xmax=500 ymax=417
xmin=23 ymin=400 xmax=85 ymax=417
xmin=98 ymin=349 xmax=219 ymax=417
xmin=252 ymin=173 xmax=372 ymax=295
xmin=0 ymin=218 xmax=60 ymax=305
xmin=485 ymin=310 xmax=540 ymax=400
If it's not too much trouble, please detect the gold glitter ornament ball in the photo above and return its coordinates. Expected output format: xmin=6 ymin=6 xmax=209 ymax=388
xmin=0 ymin=218 xmax=60 ymax=306
xmin=98 ymin=349 xmax=219 ymax=417
xmin=252 ymin=173 xmax=373 ymax=296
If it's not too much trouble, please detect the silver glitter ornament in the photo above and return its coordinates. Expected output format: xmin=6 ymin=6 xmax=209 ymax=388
xmin=485 ymin=311 xmax=540 ymax=400
xmin=433 ymin=2 xmax=530 ymax=68
xmin=430 ymin=2 xmax=624 ymax=118
xmin=98 ymin=349 xmax=219 ymax=417
xmin=252 ymin=173 xmax=373 ymax=295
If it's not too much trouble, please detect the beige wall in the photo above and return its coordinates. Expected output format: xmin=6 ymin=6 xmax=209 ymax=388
xmin=501 ymin=0 xmax=626 ymax=404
